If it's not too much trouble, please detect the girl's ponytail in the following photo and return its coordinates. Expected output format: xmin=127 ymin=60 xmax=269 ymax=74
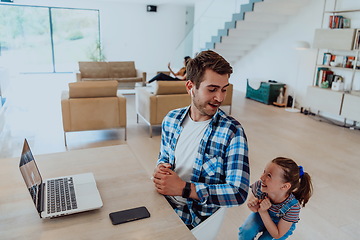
xmin=293 ymin=172 xmax=313 ymax=207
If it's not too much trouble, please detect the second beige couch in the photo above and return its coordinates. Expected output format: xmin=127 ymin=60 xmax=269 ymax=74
xmin=77 ymin=61 xmax=146 ymax=88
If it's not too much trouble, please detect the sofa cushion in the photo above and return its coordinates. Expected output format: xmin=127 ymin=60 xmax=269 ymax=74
xmin=82 ymin=78 xmax=113 ymax=81
xmin=108 ymin=61 xmax=136 ymax=78
xmin=79 ymin=62 xmax=109 ymax=78
xmin=113 ymin=77 xmax=143 ymax=83
xmin=69 ymin=81 xmax=118 ymax=98
xmin=154 ymin=81 xmax=188 ymax=95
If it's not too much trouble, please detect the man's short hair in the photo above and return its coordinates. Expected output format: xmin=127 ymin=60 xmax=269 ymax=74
xmin=186 ymin=50 xmax=233 ymax=88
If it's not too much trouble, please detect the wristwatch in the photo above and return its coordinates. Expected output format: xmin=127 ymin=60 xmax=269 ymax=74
xmin=182 ymin=182 xmax=191 ymax=198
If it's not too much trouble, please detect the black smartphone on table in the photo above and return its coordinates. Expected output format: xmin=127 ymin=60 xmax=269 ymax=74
xmin=109 ymin=206 xmax=150 ymax=225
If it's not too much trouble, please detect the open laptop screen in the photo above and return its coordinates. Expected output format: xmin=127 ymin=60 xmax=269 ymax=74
xmin=19 ymin=139 xmax=43 ymax=213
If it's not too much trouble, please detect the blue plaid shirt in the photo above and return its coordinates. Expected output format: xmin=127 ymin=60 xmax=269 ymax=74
xmin=157 ymin=106 xmax=250 ymax=227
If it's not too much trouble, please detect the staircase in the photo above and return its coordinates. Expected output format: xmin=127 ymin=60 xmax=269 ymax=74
xmin=204 ymin=0 xmax=310 ymax=62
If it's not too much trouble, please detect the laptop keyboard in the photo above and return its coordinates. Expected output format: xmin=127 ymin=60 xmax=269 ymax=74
xmin=47 ymin=177 xmax=78 ymax=214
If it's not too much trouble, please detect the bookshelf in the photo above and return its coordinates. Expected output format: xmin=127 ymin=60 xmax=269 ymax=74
xmin=307 ymin=3 xmax=360 ymax=122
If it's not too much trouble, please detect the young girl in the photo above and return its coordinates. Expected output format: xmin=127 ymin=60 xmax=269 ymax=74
xmin=239 ymin=157 xmax=313 ymax=240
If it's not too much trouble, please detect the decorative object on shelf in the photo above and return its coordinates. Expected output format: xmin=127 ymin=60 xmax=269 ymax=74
xmin=331 ymin=76 xmax=344 ymax=91
xmin=321 ymin=81 xmax=330 ymax=88
xmin=286 ymin=41 xmax=310 ymax=113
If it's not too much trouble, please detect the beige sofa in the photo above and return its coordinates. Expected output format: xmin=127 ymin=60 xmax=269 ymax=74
xmin=61 ymin=81 xmax=127 ymax=146
xmin=76 ymin=61 xmax=146 ymax=88
xmin=135 ymin=81 xmax=233 ymax=137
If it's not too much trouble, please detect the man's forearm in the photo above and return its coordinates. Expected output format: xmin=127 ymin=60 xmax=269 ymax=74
xmin=194 ymin=182 xmax=248 ymax=206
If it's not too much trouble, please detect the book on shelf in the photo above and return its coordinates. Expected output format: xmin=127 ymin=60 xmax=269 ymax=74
xmin=317 ymin=68 xmax=333 ymax=88
xmin=316 ymin=67 xmax=329 ymax=86
xmin=322 ymin=70 xmax=333 ymax=86
xmin=326 ymin=74 xmax=335 ymax=87
xmin=329 ymin=15 xmax=335 ymax=28
xmin=343 ymin=18 xmax=351 ymax=28
xmin=330 ymin=55 xmax=336 ymax=62
xmin=323 ymin=52 xmax=332 ymax=65
xmin=345 ymin=56 xmax=355 ymax=68
xmin=328 ymin=15 xmax=350 ymax=29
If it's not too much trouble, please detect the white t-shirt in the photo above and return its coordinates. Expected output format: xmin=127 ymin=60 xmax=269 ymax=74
xmin=170 ymin=113 xmax=211 ymax=206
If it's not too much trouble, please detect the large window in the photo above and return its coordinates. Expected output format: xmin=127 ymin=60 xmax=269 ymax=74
xmin=0 ymin=4 xmax=100 ymax=73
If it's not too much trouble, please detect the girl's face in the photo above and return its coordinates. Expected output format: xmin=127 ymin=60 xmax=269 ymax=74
xmin=260 ymin=162 xmax=288 ymax=194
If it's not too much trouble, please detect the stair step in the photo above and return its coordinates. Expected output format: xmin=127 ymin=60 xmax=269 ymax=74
xmin=203 ymin=0 xmax=310 ymax=60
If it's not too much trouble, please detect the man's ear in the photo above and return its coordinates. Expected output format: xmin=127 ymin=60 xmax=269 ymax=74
xmin=185 ymin=80 xmax=194 ymax=96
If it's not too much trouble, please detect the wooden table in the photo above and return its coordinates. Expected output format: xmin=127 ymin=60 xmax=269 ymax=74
xmin=0 ymin=145 xmax=195 ymax=240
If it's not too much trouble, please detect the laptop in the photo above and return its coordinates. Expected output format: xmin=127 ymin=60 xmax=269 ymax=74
xmin=19 ymin=139 xmax=103 ymax=218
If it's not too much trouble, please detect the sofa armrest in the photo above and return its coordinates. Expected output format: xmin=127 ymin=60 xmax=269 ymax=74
xmin=136 ymin=69 xmax=147 ymax=86
xmin=117 ymin=93 xmax=127 ymax=128
xmin=76 ymin=73 xmax=82 ymax=82
xmin=61 ymin=91 xmax=71 ymax=132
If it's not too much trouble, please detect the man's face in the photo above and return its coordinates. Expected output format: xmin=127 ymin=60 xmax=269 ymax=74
xmin=186 ymin=68 xmax=229 ymax=121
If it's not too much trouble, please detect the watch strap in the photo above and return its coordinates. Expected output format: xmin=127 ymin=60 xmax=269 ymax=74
xmin=182 ymin=182 xmax=191 ymax=198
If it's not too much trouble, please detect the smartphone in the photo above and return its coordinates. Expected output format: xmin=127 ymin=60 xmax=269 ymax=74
xmin=109 ymin=206 xmax=150 ymax=225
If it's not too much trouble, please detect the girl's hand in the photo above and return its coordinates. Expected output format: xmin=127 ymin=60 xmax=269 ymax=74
xmin=247 ymin=197 xmax=260 ymax=212
xmin=259 ymin=197 xmax=272 ymax=212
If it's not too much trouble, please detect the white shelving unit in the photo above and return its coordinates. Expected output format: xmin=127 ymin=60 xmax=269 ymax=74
xmin=307 ymin=2 xmax=360 ymax=123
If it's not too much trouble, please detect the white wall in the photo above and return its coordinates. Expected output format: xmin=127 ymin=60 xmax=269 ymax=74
xmin=230 ymin=0 xmax=323 ymax=108
xmin=13 ymin=0 xmax=190 ymax=78
xmin=193 ymin=0 xmax=360 ymax=110
xmin=100 ymin=2 xmax=189 ymax=77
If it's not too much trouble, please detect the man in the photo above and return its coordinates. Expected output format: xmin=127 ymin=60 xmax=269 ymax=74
xmin=152 ymin=50 xmax=250 ymax=229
